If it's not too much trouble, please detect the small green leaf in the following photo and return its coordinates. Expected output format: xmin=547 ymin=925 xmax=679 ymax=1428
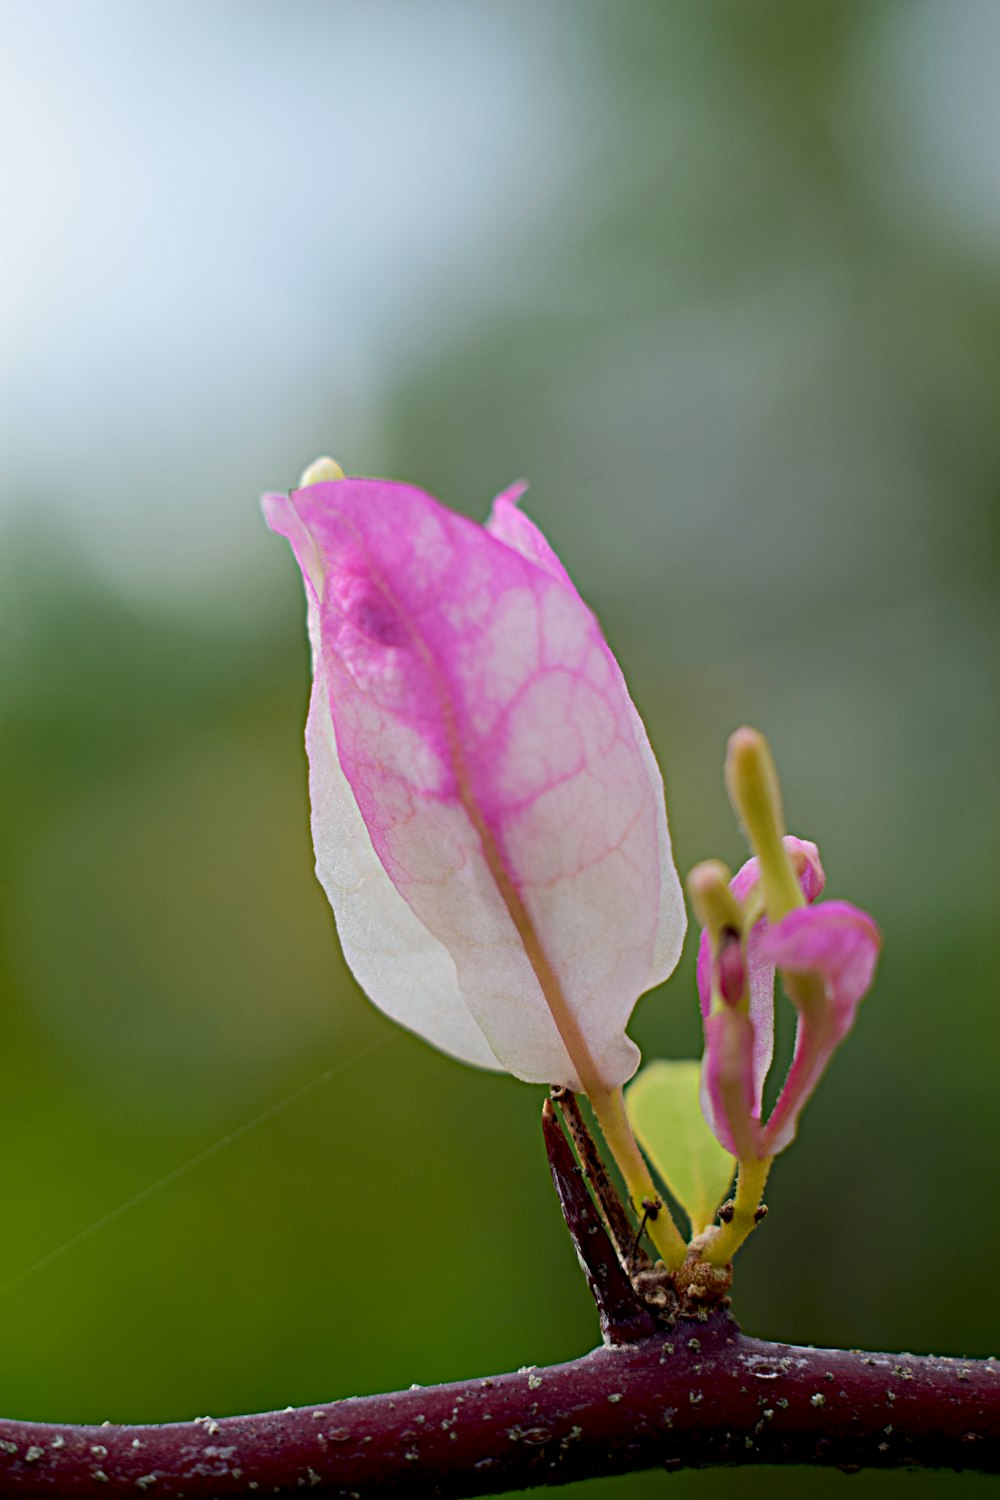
xmin=626 ymin=1060 xmax=736 ymax=1235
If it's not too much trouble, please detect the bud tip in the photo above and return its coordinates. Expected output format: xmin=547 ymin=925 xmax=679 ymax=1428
xmin=298 ymin=455 xmax=346 ymax=488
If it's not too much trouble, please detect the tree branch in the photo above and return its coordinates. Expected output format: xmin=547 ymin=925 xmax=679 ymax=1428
xmin=1 ymin=1100 xmax=996 ymax=1496
xmin=0 ymin=1318 xmax=997 ymax=1497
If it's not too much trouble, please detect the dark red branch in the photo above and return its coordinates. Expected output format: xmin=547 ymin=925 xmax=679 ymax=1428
xmin=541 ymin=1098 xmax=657 ymax=1345
xmin=1 ymin=1103 xmax=997 ymax=1495
xmin=547 ymin=1090 xmax=640 ymax=1271
xmin=0 ymin=1320 xmax=997 ymax=1497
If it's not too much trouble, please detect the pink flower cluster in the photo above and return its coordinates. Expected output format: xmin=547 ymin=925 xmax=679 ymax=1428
xmin=698 ymin=837 xmax=880 ymax=1160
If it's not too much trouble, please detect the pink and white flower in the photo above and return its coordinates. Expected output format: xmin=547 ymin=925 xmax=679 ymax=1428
xmin=264 ymin=474 xmax=686 ymax=1093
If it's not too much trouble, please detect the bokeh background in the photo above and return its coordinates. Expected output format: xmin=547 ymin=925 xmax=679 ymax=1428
xmin=2 ymin=2 xmax=998 ymax=1496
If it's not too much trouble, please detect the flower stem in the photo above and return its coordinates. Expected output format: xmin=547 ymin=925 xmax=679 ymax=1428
xmin=700 ymin=1154 xmax=773 ymax=1266
xmin=587 ymin=1084 xmax=687 ymax=1270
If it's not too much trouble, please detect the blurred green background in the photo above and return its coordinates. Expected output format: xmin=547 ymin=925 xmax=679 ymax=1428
xmin=1 ymin=2 xmax=998 ymax=1496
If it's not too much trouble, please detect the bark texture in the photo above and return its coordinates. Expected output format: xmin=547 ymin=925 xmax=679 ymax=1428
xmin=0 ymin=1099 xmax=995 ymax=1495
xmin=0 ymin=1322 xmax=997 ymax=1497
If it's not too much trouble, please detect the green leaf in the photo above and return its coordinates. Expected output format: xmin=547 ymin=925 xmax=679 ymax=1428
xmin=625 ymin=1060 xmax=736 ymax=1235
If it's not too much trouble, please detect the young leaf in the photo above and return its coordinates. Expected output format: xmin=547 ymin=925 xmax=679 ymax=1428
xmin=626 ymin=1060 xmax=736 ymax=1234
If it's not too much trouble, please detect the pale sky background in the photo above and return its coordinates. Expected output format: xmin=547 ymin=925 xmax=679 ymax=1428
xmin=0 ymin=0 xmax=593 ymax=597
xmin=2 ymin=0 xmax=999 ymax=608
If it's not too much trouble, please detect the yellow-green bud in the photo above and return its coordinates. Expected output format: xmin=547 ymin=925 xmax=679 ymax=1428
xmin=687 ymin=860 xmax=742 ymax=940
xmin=298 ymin=456 xmax=346 ymax=488
xmin=724 ymin=727 xmax=803 ymax=922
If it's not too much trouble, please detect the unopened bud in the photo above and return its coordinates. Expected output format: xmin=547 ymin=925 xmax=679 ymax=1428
xmin=724 ymin=727 xmax=804 ymax=922
xmin=688 ymin=860 xmax=742 ymax=937
xmin=717 ymin=928 xmax=746 ymax=1006
xmin=298 ymin=455 xmax=346 ymax=488
xmin=689 ymin=861 xmax=747 ymax=1009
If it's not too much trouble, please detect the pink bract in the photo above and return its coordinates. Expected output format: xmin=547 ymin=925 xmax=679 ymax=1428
xmin=697 ymin=837 xmax=824 ymax=1119
xmin=698 ymin=844 xmax=879 ymax=1158
xmin=264 ymin=477 xmax=686 ymax=1089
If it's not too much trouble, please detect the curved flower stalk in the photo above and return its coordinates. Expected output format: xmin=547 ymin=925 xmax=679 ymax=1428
xmin=691 ymin=729 xmax=881 ymax=1266
xmin=694 ymin=833 xmax=827 ymax=1161
xmin=264 ymin=459 xmax=688 ymax=1263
